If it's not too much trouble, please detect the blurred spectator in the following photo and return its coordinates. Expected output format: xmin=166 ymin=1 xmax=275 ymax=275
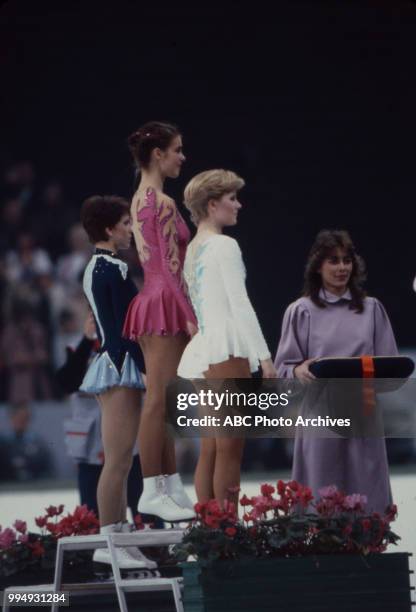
xmin=56 ymin=223 xmax=92 ymax=292
xmin=0 ymin=297 xmax=52 ymax=403
xmin=4 ymin=231 xmax=53 ymax=284
xmin=0 ymin=403 xmax=53 ymax=482
xmin=54 ymin=308 xmax=84 ymax=369
xmin=3 ymin=161 xmax=36 ymax=206
xmin=31 ymin=180 xmax=78 ymax=260
xmin=0 ymin=198 xmax=25 ymax=253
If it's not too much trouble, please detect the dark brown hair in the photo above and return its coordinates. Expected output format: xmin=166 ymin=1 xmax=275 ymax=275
xmin=127 ymin=121 xmax=180 ymax=170
xmin=81 ymin=195 xmax=130 ymax=244
xmin=302 ymin=229 xmax=366 ymax=313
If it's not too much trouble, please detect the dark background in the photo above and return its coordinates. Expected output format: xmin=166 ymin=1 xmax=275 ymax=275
xmin=1 ymin=0 xmax=416 ymax=353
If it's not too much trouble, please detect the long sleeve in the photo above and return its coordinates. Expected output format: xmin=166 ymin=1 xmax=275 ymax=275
xmin=155 ymin=196 xmax=196 ymax=324
xmin=55 ymin=336 xmax=94 ymax=394
xmin=373 ymin=298 xmax=399 ymax=356
xmin=274 ymin=301 xmax=310 ymax=378
xmin=216 ymin=236 xmax=270 ymax=362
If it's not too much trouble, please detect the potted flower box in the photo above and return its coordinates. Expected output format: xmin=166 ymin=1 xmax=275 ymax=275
xmin=175 ymin=481 xmax=413 ymax=612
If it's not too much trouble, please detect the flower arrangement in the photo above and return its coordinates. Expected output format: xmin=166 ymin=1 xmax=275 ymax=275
xmin=174 ymin=481 xmax=400 ymax=566
xmin=0 ymin=505 xmax=99 ymax=578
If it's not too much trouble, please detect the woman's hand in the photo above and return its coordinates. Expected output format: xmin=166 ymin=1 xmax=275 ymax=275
xmin=294 ymin=358 xmax=316 ymax=383
xmin=260 ymin=358 xmax=278 ymax=378
xmin=186 ymin=321 xmax=198 ymax=338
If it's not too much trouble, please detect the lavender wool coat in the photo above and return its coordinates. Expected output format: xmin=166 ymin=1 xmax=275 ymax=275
xmin=274 ymin=288 xmax=398 ymax=514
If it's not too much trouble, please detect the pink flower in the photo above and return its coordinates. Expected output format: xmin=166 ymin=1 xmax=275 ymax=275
xmin=45 ymin=505 xmax=59 ymax=517
xmin=342 ymin=494 xmax=367 ymax=512
xmin=318 ymin=485 xmax=339 ymax=499
xmin=13 ymin=520 xmax=27 ymax=534
xmin=18 ymin=534 xmax=29 ymax=544
xmin=0 ymin=528 xmax=16 ymax=549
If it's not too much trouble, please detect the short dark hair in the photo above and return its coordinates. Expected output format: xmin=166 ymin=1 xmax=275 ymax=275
xmin=303 ymin=229 xmax=366 ymax=313
xmin=127 ymin=121 xmax=180 ymax=170
xmin=81 ymin=195 xmax=130 ymax=243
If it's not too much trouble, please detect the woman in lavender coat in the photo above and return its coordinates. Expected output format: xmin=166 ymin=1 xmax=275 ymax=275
xmin=274 ymin=229 xmax=397 ymax=514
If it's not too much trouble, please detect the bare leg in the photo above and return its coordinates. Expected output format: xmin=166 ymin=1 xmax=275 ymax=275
xmin=203 ymin=357 xmax=251 ymax=508
xmin=194 ymin=438 xmax=216 ymax=502
xmin=138 ymin=334 xmax=188 ymax=476
xmin=97 ymin=387 xmax=141 ymax=526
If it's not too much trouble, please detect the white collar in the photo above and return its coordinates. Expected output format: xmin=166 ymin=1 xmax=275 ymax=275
xmin=319 ymin=287 xmax=352 ymax=303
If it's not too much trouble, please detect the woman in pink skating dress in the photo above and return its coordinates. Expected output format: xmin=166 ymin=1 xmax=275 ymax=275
xmin=123 ymin=121 xmax=197 ymax=522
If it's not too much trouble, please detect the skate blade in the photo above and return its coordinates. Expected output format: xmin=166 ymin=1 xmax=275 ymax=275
xmin=123 ymin=569 xmax=161 ymax=579
xmin=93 ymin=562 xmax=161 ymax=580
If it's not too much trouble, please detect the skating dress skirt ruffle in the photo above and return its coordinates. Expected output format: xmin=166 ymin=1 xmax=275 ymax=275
xmin=178 ymin=234 xmax=271 ymax=378
xmin=80 ymin=351 xmax=144 ymax=395
xmin=123 ymin=188 xmax=196 ymax=339
xmin=79 ymin=249 xmax=145 ymax=395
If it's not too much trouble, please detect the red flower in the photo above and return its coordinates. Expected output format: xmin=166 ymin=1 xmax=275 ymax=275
xmin=385 ymin=504 xmax=398 ymax=522
xmin=29 ymin=539 xmax=45 ymax=558
xmin=243 ymin=513 xmax=253 ymax=523
xmin=225 ymin=527 xmax=237 ymax=537
xmin=57 ymin=505 xmax=65 ymax=515
xmin=295 ymin=485 xmax=313 ymax=508
xmin=362 ymin=519 xmax=371 ymax=532
xmin=46 ymin=522 xmax=58 ymax=535
xmin=134 ymin=514 xmax=145 ymax=530
xmin=13 ymin=520 xmax=27 ymax=534
xmin=260 ymin=483 xmax=275 ymax=497
xmin=35 ymin=516 xmax=47 ymax=528
xmin=240 ymin=495 xmax=253 ymax=507
xmin=45 ymin=505 xmax=59 ymax=518
xmin=287 ymin=480 xmax=299 ymax=492
xmin=194 ymin=502 xmax=205 ymax=515
xmin=277 ymin=480 xmax=286 ymax=495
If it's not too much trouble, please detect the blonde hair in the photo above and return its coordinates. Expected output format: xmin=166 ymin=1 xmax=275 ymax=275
xmin=183 ymin=169 xmax=245 ymax=226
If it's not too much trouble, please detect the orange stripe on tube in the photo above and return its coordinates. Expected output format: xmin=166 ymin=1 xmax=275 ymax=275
xmin=361 ymin=355 xmax=375 ymax=416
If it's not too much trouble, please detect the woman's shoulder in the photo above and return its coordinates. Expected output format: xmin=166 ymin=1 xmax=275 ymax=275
xmin=134 ymin=187 xmax=176 ymax=214
xmin=285 ymin=296 xmax=313 ymax=315
xmin=88 ymin=253 xmax=128 ymax=281
xmin=362 ymin=295 xmax=383 ymax=309
xmin=209 ymin=234 xmax=240 ymax=252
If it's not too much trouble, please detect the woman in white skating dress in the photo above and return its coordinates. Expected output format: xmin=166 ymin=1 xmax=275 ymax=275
xmin=178 ymin=169 xmax=276 ymax=508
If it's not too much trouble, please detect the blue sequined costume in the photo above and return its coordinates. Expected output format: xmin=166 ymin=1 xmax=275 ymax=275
xmin=79 ymin=248 xmax=145 ymax=394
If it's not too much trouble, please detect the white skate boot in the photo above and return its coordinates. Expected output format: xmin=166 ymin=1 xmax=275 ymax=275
xmin=93 ymin=522 xmax=155 ymax=576
xmin=138 ymin=475 xmax=196 ymax=522
xmin=166 ymin=473 xmax=194 ymax=511
xmin=119 ymin=521 xmax=159 ymax=576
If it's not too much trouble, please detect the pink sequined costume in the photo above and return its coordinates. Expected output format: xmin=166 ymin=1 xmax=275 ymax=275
xmin=123 ymin=187 xmax=197 ymax=338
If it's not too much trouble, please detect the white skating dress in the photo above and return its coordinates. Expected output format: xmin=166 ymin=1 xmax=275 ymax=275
xmin=178 ymin=234 xmax=270 ymax=378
